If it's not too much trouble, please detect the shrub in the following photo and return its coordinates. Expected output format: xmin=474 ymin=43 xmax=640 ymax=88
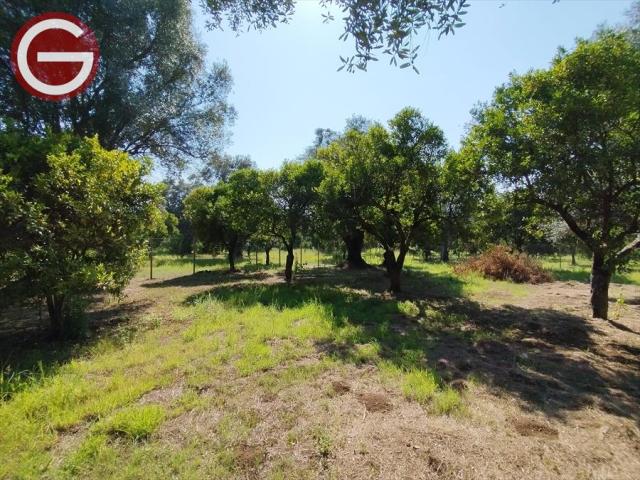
xmin=454 ymin=245 xmax=553 ymax=284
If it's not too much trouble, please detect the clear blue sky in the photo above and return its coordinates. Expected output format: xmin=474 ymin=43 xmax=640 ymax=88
xmin=193 ymin=0 xmax=634 ymax=170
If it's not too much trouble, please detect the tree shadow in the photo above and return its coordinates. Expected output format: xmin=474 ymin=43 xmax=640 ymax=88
xmin=186 ymin=272 xmax=639 ymax=424
xmin=0 ymin=298 xmax=152 ymax=399
xmin=141 ymin=269 xmax=272 ymax=289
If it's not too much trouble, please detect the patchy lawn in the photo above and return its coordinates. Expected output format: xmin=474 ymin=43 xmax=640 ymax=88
xmin=1 ymin=256 xmax=639 ymax=479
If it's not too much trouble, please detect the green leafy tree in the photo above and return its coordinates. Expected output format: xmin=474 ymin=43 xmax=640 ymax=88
xmin=265 ymin=161 xmax=324 ymax=282
xmin=0 ymin=131 xmax=165 ymax=337
xmin=0 ymin=1 xmax=234 ymax=168
xmin=321 ymin=108 xmax=447 ymax=291
xmin=316 ymin=130 xmax=371 ymax=269
xmin=468 ymin=32 xmax=640 ymax=319
xmin=184 ymin=168 xmax=268 ymax=271
xmin=435 ymin=149 xmax=487 ymax=261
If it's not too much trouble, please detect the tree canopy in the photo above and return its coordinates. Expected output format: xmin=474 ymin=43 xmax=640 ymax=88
xmin=0 ymin=131 xmax=165 ymax=336
xmin=0 ymin=0 xmax=235 ymax=169
xmin=467 ymin=31 xmax=640 ymax=319
xmin=319 ymin=107 xmax=448 ymax=291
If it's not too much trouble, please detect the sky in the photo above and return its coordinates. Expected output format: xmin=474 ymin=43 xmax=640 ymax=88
xmin=193 ymin=0 xmax=634 ymax=170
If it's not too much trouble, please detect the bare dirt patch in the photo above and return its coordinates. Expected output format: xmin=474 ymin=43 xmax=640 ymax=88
xmin=512 ymin=417 xmax=559 ymax=438
xmin=357 ymin=392 xmax=392 ymax=413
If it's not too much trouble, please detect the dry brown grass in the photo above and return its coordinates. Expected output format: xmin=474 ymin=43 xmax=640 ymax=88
xmin=454 ymin=245 xmax=553 ymax=284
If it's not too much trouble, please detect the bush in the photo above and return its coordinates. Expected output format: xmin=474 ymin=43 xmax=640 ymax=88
xmin=454 ymin=245 xmax=553 ymax=284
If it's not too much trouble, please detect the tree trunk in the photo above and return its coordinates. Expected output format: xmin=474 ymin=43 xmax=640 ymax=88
xmin=342 ymin=230 xmax=368 ymax=269
xmin=265 ymin=248 xmax=271 ymax=266
xmin=228 ymin=237 xmax=239 ymax=272
xmin=571 ymin=242 xmax=577 ymax=266
xmin=590 ymin=253 xmax=612 ymax=320
xmin=227 ymin=247 xmax=237 ymax=272
xmin=440 ymin=228 xmax=450 ymax=262
xmin=46 ymin=294 xmax=65 ymax=338
xmin=383 ymin=249 xmax=402 ymax=292
xmin=284 ymin=248 xmax=295 ymax=283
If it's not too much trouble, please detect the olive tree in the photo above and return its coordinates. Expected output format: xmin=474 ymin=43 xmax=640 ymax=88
xmin=0 ymin=1 xmax=235 ymax=168
xmin=468 ymin=32 xmax=640 ymax=319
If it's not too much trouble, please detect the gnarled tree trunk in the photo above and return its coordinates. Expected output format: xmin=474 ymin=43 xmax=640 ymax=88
xmin=590 ymin=253 xmax=612 ymax=319
xmin=342 ymin=229 xmax=368 ymax=269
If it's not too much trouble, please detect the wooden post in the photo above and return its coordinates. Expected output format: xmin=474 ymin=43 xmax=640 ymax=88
xmin=149 ymin=242 xmax=153 ymax=280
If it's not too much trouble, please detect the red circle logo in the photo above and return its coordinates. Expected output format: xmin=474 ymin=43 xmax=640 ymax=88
xmin=10 ymin=12 xmax=100 ymax=102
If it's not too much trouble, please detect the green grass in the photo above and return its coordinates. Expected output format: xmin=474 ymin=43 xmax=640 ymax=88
xmin=540 ymin=254 xmax=640 ymax=285
xmin=96 ymin=404 xmax=166 ymax=440
xmin=1 ymin=248 xmax=636 ymax=478
xmin=0 ymin=277 xmax=467 ymax=478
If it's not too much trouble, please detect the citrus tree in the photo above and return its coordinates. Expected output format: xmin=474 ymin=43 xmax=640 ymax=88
xmin=0 ymin=131 xmax=166 ymax=337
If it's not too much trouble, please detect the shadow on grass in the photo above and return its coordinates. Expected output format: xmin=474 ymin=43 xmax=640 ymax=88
xmin=0 ymin=298 xmax=152 ymax=400
xmin=186 ymin=270 xmax=640 ymax=424
xmin=141 ymin=269 xmax=273 ymax=289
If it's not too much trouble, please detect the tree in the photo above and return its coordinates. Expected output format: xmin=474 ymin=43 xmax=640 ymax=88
xmin=468 ymin=32 xmax=640 ymax=319
xmin=321 ymin=108 xmax=447 ymax=291
xmin=0 ymin=1 xmax=235 ymax=168
xmin=435 ymin=149 xmax=487 ymax=262
xmin=266 ymin=160 xmax=324 ymax=282
xmin=184 ymin=168 xmax=268 ymax=272
xmin=316 ymin=130 xmax=371 ymax=269
xmin=199 ymin=153 xmax=255 ymax=183
xmin=201 ymin=0 xmax=469 ymax=72
xmin=0 ymin=131 xmax=165 ymax=337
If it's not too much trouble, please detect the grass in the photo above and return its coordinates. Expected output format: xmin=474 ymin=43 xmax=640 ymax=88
xmin=0 ymin=250 xmax=638 ymax=478
xmin=96 ymin=404 xmax=166 ymax=440
xmin=0 ymin=276 xmax=465 ymax=478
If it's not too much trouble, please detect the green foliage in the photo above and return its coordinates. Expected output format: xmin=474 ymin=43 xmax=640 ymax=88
xmin=0 ymin=131 xmax=165 ymax=335
xmin=265 ymin=160 xmax=325 ymax=280
xmin=470 ymin=32 xmax=640 ymax=267
xmin=467 ymin=31 xmax=640 ymax=317
xmin=184 ymin=168 xmax=270 ymax=270
xmin=0 ymin=1 xmax=234 ymax=168
xmin=319 ymin=107 xmax=448 ymax=290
